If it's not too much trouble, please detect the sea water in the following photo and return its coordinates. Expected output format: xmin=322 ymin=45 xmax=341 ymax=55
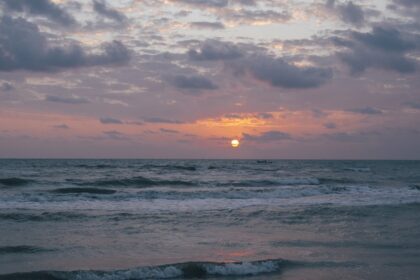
xmin=0 ymin=159 xmax=420 ymax=279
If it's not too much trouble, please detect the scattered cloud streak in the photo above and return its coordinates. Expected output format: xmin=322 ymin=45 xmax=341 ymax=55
xmin=243 ymin=131 xmax=292 ymax=142
xmin=171 ymin=75 xmax=218 ymax=91
xmin=143 ymin=117 xmax=185 ymax=124
xmin=100 ymin=117 xmax=124 ymax=124
xmin=45 ymin=95 xmax=89 ymax=104
xmin=93 ymin=0 xmax=127 ymax=23
xmin=160 ymin=128 xmax=179 ymax=133
xmin=348 ymin=107 xmax=383 ymax=115
xmin=188 ymin=40 xmax=243 ymax=61
xmin=0 ymin=0 xmax=76 ymax=26
xmin=0 ymin=82 xmax=14 ymax=91
xmin=190 ymin=21 xmax=225 ymax=29
xmin=53 ymin=124 xmax=70 ymax=129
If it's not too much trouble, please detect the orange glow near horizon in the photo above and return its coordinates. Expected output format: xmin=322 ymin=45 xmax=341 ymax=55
xmin=0 ymin=109 xmax=375 ymax=149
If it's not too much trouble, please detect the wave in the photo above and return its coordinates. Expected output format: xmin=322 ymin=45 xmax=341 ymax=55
xmin=0 ymin=177 xmax=33 ymax=187
xmin=0 ymin=246 xmax=53 ymax=255
xmin=318 ymin=177 xmax=356 ymax=184
xmin=131 ymin=184 xmax=345 ymax=200
xmin=51 ymin=188 xmax=116 ymax=195
xmin=74 ymin=164 xmax=116 ymax=169
xmin=141 ymin=164 xmax=197 ymax=171
xmin=77 ymin=176 xmax=196 ymax=187
xmin=0 ymin=212 xmax=88 ymax=222
xmin=0 ymin=259 xmax=289 ymax=280
xmin=0 ymin=259 xmax=367 ymax=280
xmin=50 ymin=175 xmax=321 ymax=189
xmin=409 ymin=185 xmax=420 ymax=191
xmin=2 ymin=185 xmax=419 ymax=213
xmin=343 ymin=167 xmax=371 ymax=172
xmin=270 ymin=240 xmax=420 ymax=250
xmin=218 ymin=178 xmax=320 ymax=187
xmin=256 ymin=160 xmax=274 ymax=164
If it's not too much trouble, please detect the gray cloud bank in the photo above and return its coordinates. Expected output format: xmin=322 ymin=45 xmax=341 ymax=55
xmin=335 ymin=27 xmax=419 ymax=74
xmin=0 ymin=16 xmax=131 ymax=72
xmin=0 ymin=0 xmax=76 ymax=26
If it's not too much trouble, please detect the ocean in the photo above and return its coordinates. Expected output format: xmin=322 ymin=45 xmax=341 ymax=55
xmin=0 ymin=159 xmax=420 ymax=279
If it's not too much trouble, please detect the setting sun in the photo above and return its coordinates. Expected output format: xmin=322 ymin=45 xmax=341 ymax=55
xmin=231 ymin=139 xmax=240 ymax=148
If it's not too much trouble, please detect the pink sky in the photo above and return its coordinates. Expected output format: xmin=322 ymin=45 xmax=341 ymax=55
xmin=1 ymin=0 xmax=420 ymax=158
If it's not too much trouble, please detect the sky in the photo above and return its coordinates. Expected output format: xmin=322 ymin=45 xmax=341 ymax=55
xmin=0 ymin=0 xmax=419 ymax=159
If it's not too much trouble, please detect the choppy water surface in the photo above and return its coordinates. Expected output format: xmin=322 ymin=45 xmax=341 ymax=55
xmin=1 ymin=159 xmax=420 ymax=279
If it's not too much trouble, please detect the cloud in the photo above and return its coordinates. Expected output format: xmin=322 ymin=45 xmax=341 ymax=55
xmin=352 ymin=27 xmax=417 ymax=52
xmin=337 ymin=1 xmax=365 ymax=26
xmin=393 ymin=0 xmax=420 ymax=7
xmin=242 ymin=130 xmax=291 ymax=142
xmin=45 ymin=95 xmax=89 ymax=104
xmin=0 ymin=82 xmax=14 ymax=91
xmin=126 ymin=121 xmax=144 ymax=126
xmin=187 ymin=40 xmax=332 ymax=89
xmin=323 ymin=131 xmax=380 ymax=142
xmin=388 ymin=0 xmax=420 ymax=18
xmin=220 ymin=9 xmax=291 ymax=26
xmin=324 ymin=122 xmax=337 ymax=129
xmin=348 ymin=107 xmax=383 ymax=115
xmin=189 ymin=21 xmax=225 ymax=30
xmin=170 ymin=0 xmax=228 ymax=8
xmin=245 ymin=55 xmax=333 ymax=89
xmin=0 ymin=0 xmax=76 ymax=26
xmin=232 ymin=0 xmax=256 ymax=5
xmin=188 ymin=40 xmax=243 ymax=61
xmin=224 ymin=113 xmax=243 ymax=119
xmin=171 ymin=75 xmax=218 ymax=90
xmin=327 ymin=0 xmax=366 ymax=27
xmin=256 ymin=112 xmax=274 ymax=119
xmin=403 ymin=101 xmax=420 ymax=110
xmin=0 ymin=16 xmax=131 ymax=72
xmin=93 ymin=0 xmax=127 ymax=23
xmin=143 ymin=117 xmax=185 ymax=124
xmin=100 ymin=117 xmax=123 ymax=124
xmin=102 ymin=130 xmax=128 ymax=140
xmin=222 ymin=112 xmax=273 ymax=120
xmin=335 ymin=27 xmax=418 ymax=74
xmin=160 ymin=128 xmax=179 ymax=133
xmin=312 ymin=109 xmax=329 ymax=118
xmin=171 ymin=0 xmax=256 ymax=8
xmin=53 ymin=124 xmax=70 ymax=129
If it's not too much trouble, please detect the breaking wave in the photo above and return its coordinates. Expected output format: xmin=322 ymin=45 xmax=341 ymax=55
xmin=0 ymin=259 xmax=289 ymax=280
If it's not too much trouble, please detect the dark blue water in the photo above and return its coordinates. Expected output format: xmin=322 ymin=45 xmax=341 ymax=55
xmin=1 ymin=160 xmax=420 ymax=279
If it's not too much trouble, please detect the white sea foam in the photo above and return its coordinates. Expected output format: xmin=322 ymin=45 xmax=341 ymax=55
xmin=51 ymin=260 xmax=283 ymax=280
xmin=204 ymin=260 xmax=280 ymax=275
